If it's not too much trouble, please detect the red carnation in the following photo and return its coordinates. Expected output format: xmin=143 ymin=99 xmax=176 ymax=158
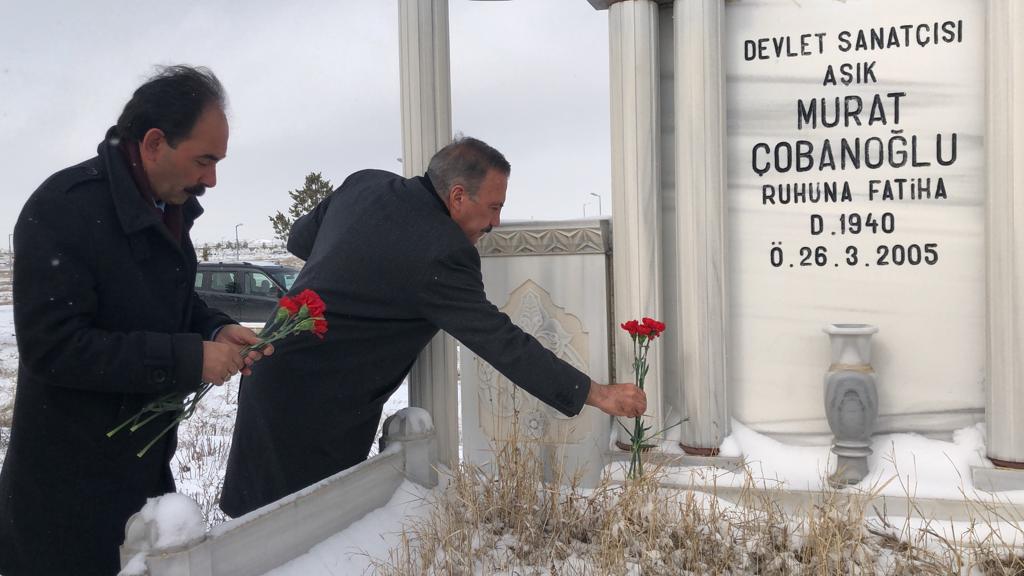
xmin=620 ymin=319 xmax=640 ymax=335
xmin=641 ymin=317 xmax=666 ymax=339
xmin=313 ymin=318 xmax=328 ymax=339
xmin=279 ymin=296 xmax=300 ymax=315
xmin=294 ymin=289 xmax=326 ymax=318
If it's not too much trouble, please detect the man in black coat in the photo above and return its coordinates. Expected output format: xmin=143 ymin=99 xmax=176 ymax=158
xmin=0 ymin=66 xmax=270 ymax=576
xmin=221 ymin=137 xmax=646 ymax=517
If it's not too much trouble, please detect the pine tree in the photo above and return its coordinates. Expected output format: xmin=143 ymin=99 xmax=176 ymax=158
xmin=269 ymin=172 xmax=333 ymax=242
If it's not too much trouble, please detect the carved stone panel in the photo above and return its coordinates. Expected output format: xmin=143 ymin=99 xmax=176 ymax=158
xmin=475 ymin=280 xmax=591 ymax=444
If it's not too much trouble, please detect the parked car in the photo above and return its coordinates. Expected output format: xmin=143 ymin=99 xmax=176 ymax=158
xmin=195 ymin=262 xmax=300 ymax=323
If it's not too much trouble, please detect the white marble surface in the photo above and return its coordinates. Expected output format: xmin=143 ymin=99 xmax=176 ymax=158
xmin=609 ymin=0 xmax=665 ymax=440
xmin=669 ymin=0 xmax=731 ymax=451
xmin=463 ymin=250 xmax=612 ymax=488
xmin=725 ymin=0 xmax=987 ymax=436
xmin=398 ymin=0 xmax=459 ymax=467
xmin=984 ymin=0 xmax=1024 ymax=464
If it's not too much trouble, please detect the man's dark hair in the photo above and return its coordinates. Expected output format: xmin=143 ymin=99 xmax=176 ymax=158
xmin=115 ymin=65 xmax=226 ymax=146
xmin=427 ymin=136 xmax=511 ymax=202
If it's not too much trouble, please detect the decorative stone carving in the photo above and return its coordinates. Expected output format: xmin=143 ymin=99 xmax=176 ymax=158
xmin=476 ymin=221 xmax=610 ymax=257
xmin=476 ymin=280 xmax=590 ymax=443
xmin=520 ymin=409 xmax=550 ymax=440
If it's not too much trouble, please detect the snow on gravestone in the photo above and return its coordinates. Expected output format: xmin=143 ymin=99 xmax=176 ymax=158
xmin=118 ymin=493 xmax=206 ymax=576
xmin=725 ymin=0 xmax=986 ymax=440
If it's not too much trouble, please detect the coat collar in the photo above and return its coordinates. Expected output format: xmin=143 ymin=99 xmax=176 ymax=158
xmin=97 ymin=127 xmax=204 ymax=237
xmin=416 ymin=173 xmax=450 ymax=217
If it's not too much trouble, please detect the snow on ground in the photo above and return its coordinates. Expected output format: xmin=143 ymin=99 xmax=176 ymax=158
xmin=274 ymin=423 xmax=1023 ymax=576
xmin=263 ymin=480 xmax=436 ymax=576
xmin=0 ymin=301 xmax=17 ymax=464
xmin=197 ymin=242 xmax=291 ymax=262
xmin=120 ymin=494 xmax=208 ymax=576
xmin=650 ymin=419 xmax=1024 ymax=505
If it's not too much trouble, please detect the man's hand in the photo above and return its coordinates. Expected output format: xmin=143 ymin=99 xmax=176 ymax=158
xmin=201 ymin=341 xmax=246 ymax=385
xmin=213 ymin=324 xmax=275 ymax=377
xmin=585 ymin=381 xmax=647 ymax=417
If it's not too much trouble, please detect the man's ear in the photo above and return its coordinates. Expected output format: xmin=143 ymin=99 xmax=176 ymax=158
xmin=448 ymin=184 xmax=465 ymax=212
xmin=140 ymin=128 xmax=166 ymax=162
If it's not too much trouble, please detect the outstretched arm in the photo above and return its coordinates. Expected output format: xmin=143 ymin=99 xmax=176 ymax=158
xmin=418 ymin=245 xmax=646 ymax=418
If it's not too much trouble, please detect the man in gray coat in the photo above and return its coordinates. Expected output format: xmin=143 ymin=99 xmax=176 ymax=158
xmin=221 ymin=138 xmax=645 ymax=516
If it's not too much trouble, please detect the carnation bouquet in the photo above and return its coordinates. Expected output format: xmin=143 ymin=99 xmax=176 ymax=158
xmin=619 ymin=316 xmax=683 ymax=479
xmin=108 ymin=289 xmax=328 ymax=457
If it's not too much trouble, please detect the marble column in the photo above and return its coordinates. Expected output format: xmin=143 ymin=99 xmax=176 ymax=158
xmin=398 ymin=0 xmax=459 ymax=467
xmin=671 ymin=0 xmax=729 ymax=455
xmin=608 ymin=0 xmax=664 ymax=445
xmin=985 ymin=0 xmax=1024 ymax=469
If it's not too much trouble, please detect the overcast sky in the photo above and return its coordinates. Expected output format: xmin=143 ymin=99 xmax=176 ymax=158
xmin=0 ymin=0 xmax=611 ymax=245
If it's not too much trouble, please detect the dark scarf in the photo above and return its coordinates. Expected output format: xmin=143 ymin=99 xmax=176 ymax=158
xmin=119 ymin=140 xmax=183 ymax=245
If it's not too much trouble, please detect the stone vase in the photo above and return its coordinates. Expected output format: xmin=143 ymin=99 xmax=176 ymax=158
xmin=823 ymin=323 xmax=879 ymax=487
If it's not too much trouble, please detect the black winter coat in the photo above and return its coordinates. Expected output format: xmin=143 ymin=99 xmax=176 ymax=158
xmin=220 ymin=170 xmax=591 ymax=516
xmin=0 ymin=130 xmax=234 ymax=576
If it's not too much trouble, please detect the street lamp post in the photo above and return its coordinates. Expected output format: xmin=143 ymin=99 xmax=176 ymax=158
xmin=582 ymin=203 xmax=588 ymax=218
xmin=234 ymin=223 xmax=243 ymax=262
xmin=589 ymin=192 xmax=602 ymax=216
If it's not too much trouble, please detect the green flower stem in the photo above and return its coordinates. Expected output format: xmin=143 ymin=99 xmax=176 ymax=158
xmin=105 ymin=412 xmax=139 ymax=438
xmin=128 ymin=405 xmax=175 ymax=433
xmin=627 ymin=334 xmax=654 ymax=480
xmin=646 ymin=418 xmax=686 ymax=440
xmin=136 ymin=415 xmax=182 ymax=457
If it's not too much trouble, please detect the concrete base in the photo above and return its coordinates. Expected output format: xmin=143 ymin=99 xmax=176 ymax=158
xmin=829 ymin=451 xmax=871 ymax=488
xmin=653 ymin=478 xmax=1024 ymax=525
xmin=972 ymin=466 xmax=1024 ymax=493
xmin=606 ymin=449 xmax=744 ymax=473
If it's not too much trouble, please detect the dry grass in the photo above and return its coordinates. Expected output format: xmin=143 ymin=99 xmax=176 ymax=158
xmin=373 ymin=424 xmax=1024 ymax=575
xmin=173 ymin=379 xmax=239 ymax=526
xmin=0 ymin=266 xmax=12 ymax=306
xmin=0 ymin=398 xmax=12 ymax=429
xmin=0 ymin=370 xmax=15 ymax=459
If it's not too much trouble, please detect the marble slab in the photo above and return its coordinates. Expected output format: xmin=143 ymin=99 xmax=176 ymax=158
xmin=725 ymin=0 xmax=987 ymax=437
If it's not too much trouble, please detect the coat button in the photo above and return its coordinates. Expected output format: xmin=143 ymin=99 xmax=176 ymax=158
xmin=152 ymin=368 xmax=167 ymax=383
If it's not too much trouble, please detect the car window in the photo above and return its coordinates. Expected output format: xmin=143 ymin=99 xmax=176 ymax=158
xmin=209 ymin=271 xmax=240 ymax=294
xmin=246 ymin=271 xmax=278 ymax=297
xmin=194 ymin=271 xmax=204 ymax=290
xmin=271 ymin=269 xmax=299 ymax=291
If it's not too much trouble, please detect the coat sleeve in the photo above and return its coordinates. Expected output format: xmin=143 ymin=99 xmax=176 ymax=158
xmin=414 ymin=245 xmax=591 ymax=417
xmin=13 ymin=192 xmax=203 ymax=396
xmin=287 ymin=192 xmax=335 ymax=261
xmin=188 ymin=291 xmax=235 ymax=339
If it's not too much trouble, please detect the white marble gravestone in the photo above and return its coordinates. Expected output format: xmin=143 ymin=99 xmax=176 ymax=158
xmin=461 ymin=219 xmax=613 ymax=487
xmin=725 ymin=0 xmax=987 ymax=442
